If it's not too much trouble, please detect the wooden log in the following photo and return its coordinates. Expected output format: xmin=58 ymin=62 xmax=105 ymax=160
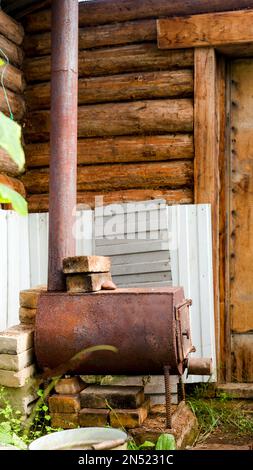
xmin=24 ymin=19 xmax=156 ymax=57
xmin=28 ymin=188 xmax=194 ymax=212
xmin=0 ymin=148 xmax=20 ymax=176
xmin=24 ymin=1 xmax=253 ymax=31
xmin=0 ymin=173 xmax=26 ymax=197
xmin=0 ymin=10 xmax=24 ymax=45
xmin=24 ymin=99 xmax=193 ymax=142
xmin=158 ymin=9 xmax=253 ymax=50
xmin=26 ymin=69 xmax=193 ymax=110
xmin=0 ymin=88 xmax=25 ymax=121
xmin=0 ymin=62 xmax=25 ymax=94
xmin=25 ymin=135 xmax=194 ymax=168
xmin=0 ymin=34 xmax=24 ymax=66
xmin=24 ymin=44 xmax=194 ymax=82
xmin=21 ymin=161 xmax=193 ymax=193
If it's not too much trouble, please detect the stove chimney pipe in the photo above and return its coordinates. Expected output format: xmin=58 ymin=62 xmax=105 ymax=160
xmin=48 ymin=0 xmax=79 ymax=291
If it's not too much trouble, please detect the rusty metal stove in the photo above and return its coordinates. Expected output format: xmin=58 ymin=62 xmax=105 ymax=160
xmin=36 ymin=0 xmax=213 ymax=430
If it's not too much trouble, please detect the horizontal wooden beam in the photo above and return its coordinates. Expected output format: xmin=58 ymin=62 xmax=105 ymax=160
xmin=0 ymin=33 xmax=24 ymax=66
xmin=28 ymin=189 xmax=194 ymax=212
xmin=0 ymin=173 xmax=26 ymax=196
xmin=158 ymin=9 xmax=253 ymax=49
xmin=24 ymin=20 xmax=157 ymax=57
xmin=24 ymin=44 xmax=193 ymax=83
xmin=0 ymin=62 xmax=25 ymax=94
xmin=24 ymin=1 xmax=253 ymax=32
xmin=0 ymin=88 xmax=25 ymax=121
xmin=25 ymin=135 xmax=194 ymax=168
xmin=0 ymin=10 xmax=24 ymax=45
xmin=24 ymin=99 xmax=193 ymax=142
xmin=0 ymin=149 xmax=20 ymax=176
xmin=25 ymin=69 xmax=193 ymax=110
xmin=21 ymin=161 xmax=193 ymax=193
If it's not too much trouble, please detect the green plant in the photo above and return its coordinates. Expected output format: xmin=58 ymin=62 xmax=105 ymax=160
xmin=0 ymin=111 xmax=27 ymax=215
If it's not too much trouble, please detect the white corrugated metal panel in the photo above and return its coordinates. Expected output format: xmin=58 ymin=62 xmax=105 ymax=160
xmin=170 ymin=204 xmax=216 ymax=382
xmin=0 ymin=211 xmax=8 ymax=331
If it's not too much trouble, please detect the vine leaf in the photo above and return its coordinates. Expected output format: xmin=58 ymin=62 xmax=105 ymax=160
xmin=0 ymin=183 xmax=27 ymax=216
xmin=0 ymin=112 xmax=25 ymax=171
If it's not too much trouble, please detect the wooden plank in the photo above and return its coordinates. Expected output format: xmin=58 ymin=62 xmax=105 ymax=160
xmin=25 ymin=69 xmax=193 ymax=110
xmin=28 ymin=189 xmax=193 ymax=212
xmin=22 ymin=161 xmax=193 ymax=193
xmin=0 ymin=10 xmax=24 ymax=45
xmin=0 ymin=173 xmax=26 ymax=197
xmin=24 ymin=20 xmax=156 ymax=57
xmin=0 ymin=88 xmax=25 ymax=121
xmin=194 ymin=48 xmax=220 ymax=378
xmin=24 ymin=45 xmax=194 ymax=82
xmin=158 ymin=10 xmax=253 ymax=50
xmin=24 ymin=99 xmax=193 ymax=142
xmin=25 ymin=135 xmax=194 ymax=168
xmin=24 ymin=1 xmax=253 ymax=32
xmin=232 ymin=334 xmax=253 ymax=382
xmin=230 ymin=59 xmax=253 ymax=335
xmin=0 ymin=33 xmax=24 ymax=66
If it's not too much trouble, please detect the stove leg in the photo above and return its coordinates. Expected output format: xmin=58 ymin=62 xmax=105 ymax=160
xmin=164 ymin=365 xmax=172 ymax=429
xmin=179 ymin=375 xmax=186 ymax=402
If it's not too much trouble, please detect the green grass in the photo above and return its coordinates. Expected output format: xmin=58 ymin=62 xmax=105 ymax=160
xmin=188 ymin=385 xmax=253 ymax=444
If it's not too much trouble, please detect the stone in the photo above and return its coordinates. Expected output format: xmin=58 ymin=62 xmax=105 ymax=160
xmin=66 ymin=272 xmax=112 ymax=293
xmin=80 ymin=386 xmax=145 ymax=409
xmin=0 ymin=348 xmax=34 ymax=372
xmin=19 ymin=286 xmax=46 ymax=309
xmin=51 ymin=413 xmax=79 ymax=429
xmin=130 ymin=402 xmax=198 ymax=450
xmin=0 ymin=364 xmax=36 ymax=388
xmin=110 ymin=399 xmax=150 ymax=429
xmin=79 ymin=409 xmax=109 ymax=427
xmin=63 ymin=255 xmax=111 ymax=274
xmin=101 ymin=280 xmax=117 ymax=290
xmin=19 ymin=307 xmax=37 ymax=325
xmin=55 ymin=377 xmax=86 ymax=395
xmin=0 ymin=325 xmax=34 ymax=355
xmin=49 ymin=394 xmax=81 ymax=413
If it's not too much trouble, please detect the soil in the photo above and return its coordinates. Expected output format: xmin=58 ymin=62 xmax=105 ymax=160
xmin=192 ymin=428 xmax=253 ymax=450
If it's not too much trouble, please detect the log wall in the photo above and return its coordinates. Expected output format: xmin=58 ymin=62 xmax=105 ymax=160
xmin=22 ymin=1 xmax=196 ymax=211
xmin=0 ymin=10 xmax=26 ymax=205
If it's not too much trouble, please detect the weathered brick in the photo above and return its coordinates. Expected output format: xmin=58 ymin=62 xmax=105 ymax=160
xmin=80 ymin=386 xmax=145 ymax=409
xmin=110 ymin=399 xmax=150 ymax=429
xmin=79 ymin=409 xmax=109 ymax=427
xmin=63 ymin=256 xmax=111 ymax=274
xmin=0 ymin=364 xmax=36 ymax=388
xmin=51 ymin=413 xmax=79 ymax=429
xmin=55 ymin=377 xmax=86 ymax=395
xmin=0 ymin=325 xmax=34 ymax=355
xmin=49 ymin=394 xmax=80 ymax=413
xmin=0 ymin=377 xmax=38 ymax=415
xmin=66 ymin=272 xmax=112 ymax=293
xmin=19 ymin=307 xmax=37 ymax=325
xmin=19 ymin=286 xmax=46 ymax=309
xmin=0 ymin=348 xmax=34 ymax=372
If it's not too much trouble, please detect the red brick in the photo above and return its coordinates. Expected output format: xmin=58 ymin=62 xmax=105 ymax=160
xmin=79 ymin=409 xmax=109 ymax=427
xmin=49 ymin=394 xmax=80 ymax=413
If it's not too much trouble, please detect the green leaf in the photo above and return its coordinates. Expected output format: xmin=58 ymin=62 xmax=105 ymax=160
xmin=42 ymin=405 xmax=48 ymax=412
xmin=0 ymin=58 xmax=5 ymax=67
xmin=37 ymin=390 xmax=44 ymax=397
xmin=155 ymin=434 xmax=176 ymax=450
xmin=0 ymin=184 xmax=27 ymax=216
xmin=138 ymin=441 xmax=155 ymax=449
xmin=45 ymin=415 xmax=51 ymax=421
xmin=0 ymin=112 xmax=25 ymax=170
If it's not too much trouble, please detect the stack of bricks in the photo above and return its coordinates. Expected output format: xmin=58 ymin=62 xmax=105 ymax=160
xmin=49 ymin=379 xmax=150 ymax=430
xmin=0 ymin=324 xmax=37 ymax=416
xmin=0 ymin=286 xmax=46 ymax=417
xmin=63 ymin=256 xmax=116 ymax=293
